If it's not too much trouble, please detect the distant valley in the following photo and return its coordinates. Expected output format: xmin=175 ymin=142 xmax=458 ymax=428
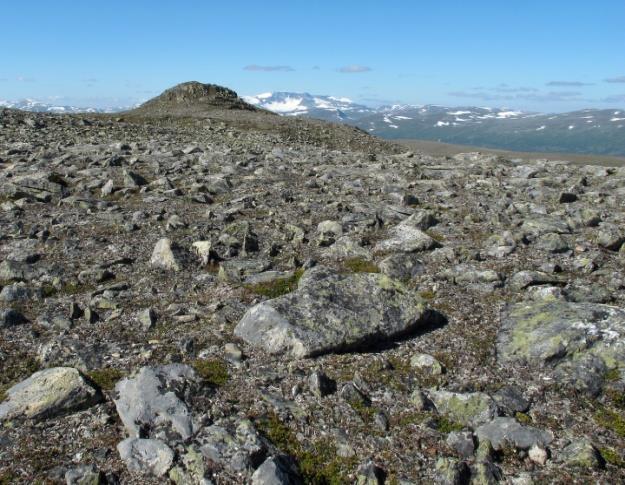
xmin=244 ymin=92 xmax=625 ymax=156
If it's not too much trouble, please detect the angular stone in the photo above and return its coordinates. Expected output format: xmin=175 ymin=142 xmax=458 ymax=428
xmin=475 ymin=417 xmax=553 ymax=450
xmin=0 ymin=308 xmax=27 ymax=328
xmin=251 ymin=455 xmax=302 ymax=485
xmin=234 ymin=266 xmax=433 ymax=358
xmin=374 ymin=224 xmax=439 ymax=254
xmin=428 ymin=391 xmax=498 ymax=427
xmin=149 ymin=238 xmax=181 ymax=271
xmin=560 ymin=439 xmax=603 ymax=469
xmin=113 ymin=364 xmax=199 ymax=441
xmin=508 ymin=270 xmax=564 ymax=291
xmin=117 ymin=437 xmax=174 ymax=477
xmin=410 ymin=353 xmax=444 ymax=375
xmin=65 ymin=464 xmax=105 ymax=485
xmin=497 ymin=300 xmax=625 ymax=394
xmin=0 ymin=367 xmax=102 ymax=421
xmin=196 ymin=419 xmax=266 ymax=474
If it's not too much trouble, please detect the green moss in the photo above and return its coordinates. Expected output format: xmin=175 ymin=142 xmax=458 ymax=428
xmin=393 ymin=411 xmax=429 ymax=427
xmin=348 ymin=399 xmax=376 ymax=423
xmin=434 ymin=415 xmax=464 ymax=434
xmin=192 ymin=359 xmax=229 ymax=387
xmin=0 ymin=356 xmax=40 ymax=400
xmin=419 ymin=290 xmax=436 ymax=300
xmin=40 ymin=284 xmax=57 ymax=298
xmin=605 ymin=388 xmax=625 ymax=409
xmin=61 ymin=281 xmax=95 ymax=295
xmin=600 ymin=447 xmax=625 ymax=467
xmin=605 ymin=368 xmax=621 ymax=382
xmin=358 ymin=356 xmax=413 ymax=392
xmin=426 ymin=229 xmax=445 ymax=242
xmin=515 ymin=412 xmax=532 ymax=425
xmin=391 ymin=411 xmax=461 ymax=433
xmin=245 ymin=269 xmax=304 ymax=298
xmin=342 ymin=257 xmax=380 ymax=274
xmin=594 ymin=406 xmax=625 ymax=437
xmin=0 ymin=472 xmax=18 ymax=484
xmin=87 ymin=368 xmax=125 ymax=390
xmin=256 ymin=413 xmax=357 ymax=484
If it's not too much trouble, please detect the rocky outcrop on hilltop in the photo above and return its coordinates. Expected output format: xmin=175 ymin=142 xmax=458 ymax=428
xmin=129 ymin=81 xmax=259 ymax=117
xmin=1 ymin=92 xmax=625 ymax=483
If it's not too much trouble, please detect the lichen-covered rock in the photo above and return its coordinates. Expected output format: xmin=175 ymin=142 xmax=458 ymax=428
xmin=65 ymin=464 xmax=105 ymax=485
xmin=428 ymin=391 xmax=498 ymax=427
xmin=117 ymin=437 xmax=174 ymax=477
xmin=497 ymin=300 xmax=625 ymax=394
xmin=374 ymin=225 xmax=439 ymax=254
xmin=410 ymin=353 xmax=444 ymax=375
xmin=475 ymin=417 xmax=553 ymax=451
xmin=234 ymin=266 xmax=433 ymax=358
xmin=196 ymin=418 xmax=266 ymax=474
xmin=113 ymin=364 xmax=200 ymax=441
xmin=559 ymin=439 xmax=603 ymax=469
xmin=251 ymin=455 xmax=302 ymax=485
xmin=0 ymin=367 xmax=102 ymax=421
xmin=435 ymin=457 xmax=470 ymax=485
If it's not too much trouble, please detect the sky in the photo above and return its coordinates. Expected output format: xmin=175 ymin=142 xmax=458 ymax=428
xmin=2 ymin=0 xmax=625 ymax=112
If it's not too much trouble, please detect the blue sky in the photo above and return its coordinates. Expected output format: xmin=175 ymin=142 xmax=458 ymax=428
xmin=2 ymin=0 xmax=624 ymax=112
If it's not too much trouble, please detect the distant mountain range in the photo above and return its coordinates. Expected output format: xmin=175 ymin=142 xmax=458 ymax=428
xmin=0 ymin=98 xmax=128 ymax=114
xmin=244 ymin=92 xmax=625 ymax=156
xmin=3 ymin=92 xmax=625 ymax=156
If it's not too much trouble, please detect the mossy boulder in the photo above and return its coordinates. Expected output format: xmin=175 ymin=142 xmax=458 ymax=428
xmin=235 ymin=266 xmax=435 ymax=358
xmin=497 ymin=300 xmax=625 ymax=395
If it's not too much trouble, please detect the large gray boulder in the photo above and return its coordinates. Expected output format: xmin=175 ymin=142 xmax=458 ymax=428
xmin=234 ymin=266 xmax=433 ymax=358
xmin=113 ymin=364 xmax=200 ymax=442
xmin=497 ymin=300 xmax=625 ymax=395
xmin=0 ymin=367 xmax=102 ymax=421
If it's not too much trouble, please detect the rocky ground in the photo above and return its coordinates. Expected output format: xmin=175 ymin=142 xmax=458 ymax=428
xmin=1 ymin=83 xmax=625 ymax=484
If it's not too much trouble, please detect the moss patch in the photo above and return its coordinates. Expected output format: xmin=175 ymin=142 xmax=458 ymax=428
xmin=0 ymin=355 xmax=40 ymax=401
xmin=256 ymin=413 xmax=358 ymax=484
xmin=515 ymin=412 xmax=533 ymax=425
xmin=435 ymin=415 xmax=464 ymax=434
xmin=600 ymin=447 xmax=625 ymax=467
xmin=342 ymin=257 xmax=380 ymax=274
xmin=87 ymin=368 xmax=125 ymax=390
xmin=192 ymin=359 xmax=229 ymax=387
xmin=245 ymin=269 xmax=304 ymax=298
xmin=594 ymin=406 xmax=625 ymax=437
xmin=426 ymin=229 xmax=445 ymax=242
xmin=348 ymin=399 xmax=377 ymax=423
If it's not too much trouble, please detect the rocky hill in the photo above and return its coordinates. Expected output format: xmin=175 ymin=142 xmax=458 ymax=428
xmin=1 ymin=82 xmax=625 ymax=484
xmin=128 ymin=81 xmax=260 ymax=117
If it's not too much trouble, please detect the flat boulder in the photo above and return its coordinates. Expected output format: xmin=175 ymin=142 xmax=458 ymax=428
xmin=0 ymin=367 xmax=102 ymax=421
xmin=234 ymin=266 xmax=433 ymax=358
xmin=475 ymin=417 xmax=553 ymax=451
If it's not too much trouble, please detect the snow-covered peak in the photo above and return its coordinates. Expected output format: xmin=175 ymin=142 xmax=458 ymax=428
xmin=242 ymin=92 xmax=375 ymax=121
